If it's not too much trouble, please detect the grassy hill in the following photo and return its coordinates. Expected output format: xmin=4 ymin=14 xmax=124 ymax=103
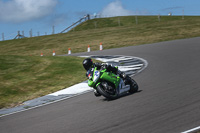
xmin=0 ymin=16 xmax=200 ymax=109
xmin=0 ymin=16 xmax=200 ymax=56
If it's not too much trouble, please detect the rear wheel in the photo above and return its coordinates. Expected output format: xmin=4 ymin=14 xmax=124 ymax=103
xmin=128 ymin=78 xmax=139 ymax=94
xmin=97 ymin=82 xmax=118 ymax=100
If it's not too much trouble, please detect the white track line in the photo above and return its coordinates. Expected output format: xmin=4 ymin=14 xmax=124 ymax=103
xmin=0 ymin=90 xmax=92 ymax=118
xmin=181 ymin=126 xmax=200 ymax=133
xmin=95 ymin=57 xmax=133 ymax=62
xmin=49 ymin=82 xmax=92 ymax=96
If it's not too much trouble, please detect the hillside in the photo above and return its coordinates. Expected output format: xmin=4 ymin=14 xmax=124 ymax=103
xmin=1 ymin=16 xmax=200 ymax=56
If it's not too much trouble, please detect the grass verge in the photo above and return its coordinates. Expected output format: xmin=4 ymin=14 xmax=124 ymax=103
xmin=0 ymin=55 xmax=87 ymax=109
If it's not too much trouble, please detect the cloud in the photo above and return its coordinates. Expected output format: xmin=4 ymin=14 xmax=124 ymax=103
xmin=0 ymin=0 xmax=58 ymax=23
xmin=100 ymin=0 xmax=134 ymax=17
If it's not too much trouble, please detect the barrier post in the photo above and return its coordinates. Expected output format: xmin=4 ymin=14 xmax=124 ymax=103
xmin=88 ymin=45 xmax=90 ymax=52
xmin=68 ymin=48 xmax=71 ymax=54
xmin=53 ymin=50 xmax=56 ymax=56
xmin=100 ymin=42 xmax=103 ymax=51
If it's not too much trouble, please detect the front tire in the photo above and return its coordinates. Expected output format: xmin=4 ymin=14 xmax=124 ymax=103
xmin=97 ymin=82 xmax=118 ymax=100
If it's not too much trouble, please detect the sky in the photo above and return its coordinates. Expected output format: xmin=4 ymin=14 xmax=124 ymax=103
xmin=0 ymin=0 xmax=200 ymax=40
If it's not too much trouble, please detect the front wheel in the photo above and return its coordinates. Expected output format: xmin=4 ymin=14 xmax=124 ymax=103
xmin=97 ymin=82 xmax=118 ymax=100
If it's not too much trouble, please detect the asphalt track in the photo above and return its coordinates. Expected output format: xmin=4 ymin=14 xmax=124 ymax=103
xmin=1 ymin=37 xmax=200 ymax=133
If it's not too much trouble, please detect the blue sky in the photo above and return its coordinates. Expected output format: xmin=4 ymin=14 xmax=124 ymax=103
xmin=0 ymin=0 xmax=199 ymax=40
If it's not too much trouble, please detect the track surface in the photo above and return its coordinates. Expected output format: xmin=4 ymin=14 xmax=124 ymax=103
xmin=1 ymin=38 xmax=200 ymax=133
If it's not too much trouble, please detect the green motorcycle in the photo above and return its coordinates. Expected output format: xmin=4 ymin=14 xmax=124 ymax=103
xmin=87 ymin=66 xmax=139 ymax=99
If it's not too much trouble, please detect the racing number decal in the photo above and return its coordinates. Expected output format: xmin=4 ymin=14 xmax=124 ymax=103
xmin=95 ymin=71 xmax=99 ymax=77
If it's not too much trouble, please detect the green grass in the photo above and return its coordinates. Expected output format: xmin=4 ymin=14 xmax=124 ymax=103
xmin=0 ymin=15 xmax=200 ymax=109
xmin=0 ymin=55 xmax=87 ymax=108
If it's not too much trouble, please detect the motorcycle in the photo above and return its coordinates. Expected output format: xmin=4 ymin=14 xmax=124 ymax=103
xmin=87 ymin=66 xmax=139 ymax=99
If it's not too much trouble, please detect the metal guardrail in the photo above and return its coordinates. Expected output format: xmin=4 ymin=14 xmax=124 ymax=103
xmin=60 ymin=14 xmax=90 ymax=33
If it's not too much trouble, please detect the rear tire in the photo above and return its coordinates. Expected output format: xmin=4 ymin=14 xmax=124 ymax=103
xmin=97 ymin=82 xmax=118 ymax=100
xmin=129 ymin=78 xmax=139 ymax=94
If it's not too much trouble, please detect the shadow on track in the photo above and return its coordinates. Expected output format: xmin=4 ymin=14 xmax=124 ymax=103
xmin=100 ymin=90 xmax=143 ymax=102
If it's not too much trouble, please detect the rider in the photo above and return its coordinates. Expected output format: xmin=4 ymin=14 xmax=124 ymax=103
xmin=82 ymin=58 xmax=128 ymax=97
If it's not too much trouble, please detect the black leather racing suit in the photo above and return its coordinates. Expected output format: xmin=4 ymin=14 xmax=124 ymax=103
xmin=86 ymin=63 xmax=119 ymax=78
